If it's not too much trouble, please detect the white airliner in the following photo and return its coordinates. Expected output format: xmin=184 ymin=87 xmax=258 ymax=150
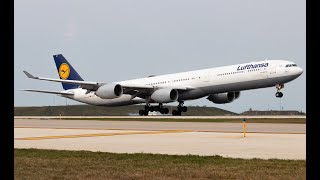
xmin=23 ymin=54 xmax=303 ymax=116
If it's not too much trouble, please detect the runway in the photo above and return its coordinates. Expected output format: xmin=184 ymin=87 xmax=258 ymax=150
xmin=14 ymin=118 xmax=306 ymax=160
xmin=15 ymin=115 xmax=306 ymax=119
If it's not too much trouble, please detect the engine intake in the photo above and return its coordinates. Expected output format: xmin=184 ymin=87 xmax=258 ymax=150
xmin=95 ymin=83 xmax=123 ymax=99
xmin=151 ymin=88 xmax=178 ymax=103
xmin=234 ymin=91 xmax=240 ymax=99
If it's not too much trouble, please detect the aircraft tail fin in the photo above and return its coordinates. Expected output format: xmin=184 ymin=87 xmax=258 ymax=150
xmin=53 ymin=54 xmax=84 ymax=90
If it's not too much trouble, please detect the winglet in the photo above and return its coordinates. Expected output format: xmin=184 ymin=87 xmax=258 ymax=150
xmin=23 ymin=71 xmax=38 ymax=79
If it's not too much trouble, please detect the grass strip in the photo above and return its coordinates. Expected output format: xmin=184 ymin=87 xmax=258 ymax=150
xmin=15 ymin=148 xmax=305 ymax=180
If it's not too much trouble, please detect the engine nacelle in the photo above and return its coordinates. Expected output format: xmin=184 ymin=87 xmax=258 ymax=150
xmin=151 ymin=88 xmax=178 ymax=103
xmin=95 ymin=83 xmax=123 ymax=99
xmin=207 ymin=92 xmax=239 ymax=104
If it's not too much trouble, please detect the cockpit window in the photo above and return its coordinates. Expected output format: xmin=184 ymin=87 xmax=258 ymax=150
xmin=285 ymin=64 xmax=297 ymax=67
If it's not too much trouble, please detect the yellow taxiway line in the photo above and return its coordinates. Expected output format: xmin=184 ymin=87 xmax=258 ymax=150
xmin=15 ymin=130 xmax=192 ymax=140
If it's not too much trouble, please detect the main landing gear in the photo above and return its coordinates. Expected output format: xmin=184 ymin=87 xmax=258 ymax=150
xmin=275 ymin=84 xmax=284 ymax=98
xmin=172 ymin=101 xmax=188 ymax=116
xmin=138 ymin=103 xmax=169 ymax=116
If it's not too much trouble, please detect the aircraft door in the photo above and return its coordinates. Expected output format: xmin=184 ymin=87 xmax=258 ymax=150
xmin=269 ymin=64 xmax=277 ymax=78
xmin=202 ymin=71 xmax=210 ymax=82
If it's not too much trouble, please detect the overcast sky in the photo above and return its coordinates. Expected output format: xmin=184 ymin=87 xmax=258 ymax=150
xmin=14 ymin=0 xmax=306 ymax=113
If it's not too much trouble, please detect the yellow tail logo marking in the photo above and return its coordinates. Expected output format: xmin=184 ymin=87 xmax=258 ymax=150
xmin=59 ymin=63 xmax=70 ymax=79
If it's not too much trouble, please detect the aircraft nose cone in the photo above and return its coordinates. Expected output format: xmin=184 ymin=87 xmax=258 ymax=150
xmin=297 ymin=67 xmax=303 ymax=75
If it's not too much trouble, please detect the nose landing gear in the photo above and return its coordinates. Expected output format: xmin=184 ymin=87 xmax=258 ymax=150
xmin=275 ymin=84 xmax=284 ymax=98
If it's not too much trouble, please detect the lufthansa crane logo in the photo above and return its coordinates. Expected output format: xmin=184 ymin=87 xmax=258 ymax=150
xmin=59 ymin=63 xmax=70 ymax=79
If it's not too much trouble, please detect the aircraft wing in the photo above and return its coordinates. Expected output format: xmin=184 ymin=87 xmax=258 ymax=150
xmin=21 ymin=89 xmax=74 ymax=95
xmin=23 ymin=71 xmax=104 ymax=90
xmin=120 ymin=84 xmax=195 ymax=99
xmin=23 ymin=71 xmax=195 ymax=99
xmin=121 ymin=84 xmax=194 ymax=91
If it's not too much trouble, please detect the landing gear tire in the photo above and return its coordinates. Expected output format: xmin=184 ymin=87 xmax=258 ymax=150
xmin=139 ymin=110 xmax=144 ymax=116
xmin=145 ymin=105 xmax=150 ymax=112
xmin=275 ymin=92 xmax=283 ymax=98
xmin=172 ymin=101 xmax=187 ymax=116
xmin=139 ymin=104 xmax=150 ymax=116
xmin=182 ymin=106 xmax=187 ymax=112
xmin=149 ymin=106 xmax=154 ymax=112
xmin=159 ymin=108 xmax=169 ymax=114
xmin=138 ymin=103 xmax=169 ymax=116
xmin=172 ymin=110 xmax=181 ymax=116
xmin=279 ymin=92 xmax=283 ymax=98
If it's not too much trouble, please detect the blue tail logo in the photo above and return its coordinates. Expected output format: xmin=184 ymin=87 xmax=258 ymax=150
xmin=53 ymin=54 xmax=84 ymax=90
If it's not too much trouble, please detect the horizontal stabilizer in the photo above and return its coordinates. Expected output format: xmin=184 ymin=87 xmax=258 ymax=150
xmin=21 ymin=89 xmax=74 ymax=95
xmin=23 ymin=70 xmax=103 ymax=90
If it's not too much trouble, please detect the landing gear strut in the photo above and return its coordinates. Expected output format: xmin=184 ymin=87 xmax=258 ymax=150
xmin=172 ymin=101 xmax=188 ymax=116
xmin=138 ymin=103 xmax=169 ymax=116
xmin=275 ymin=84 xmax=284 ymax=98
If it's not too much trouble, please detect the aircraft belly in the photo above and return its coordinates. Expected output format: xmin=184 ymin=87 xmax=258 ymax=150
xmin=199 ymin=74 xmax=299 ymax=94
xmin=267 ymin=74 xmax=300 ymax=85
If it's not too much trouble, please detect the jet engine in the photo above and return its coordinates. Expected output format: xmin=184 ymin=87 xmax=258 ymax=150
xmin=95 ymin=83 xmax=123 ymax=99
xmin=151 ymin=88 xmax=179 ymax=103
xmin=207 ymin=91 xmax=240 ymax=104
